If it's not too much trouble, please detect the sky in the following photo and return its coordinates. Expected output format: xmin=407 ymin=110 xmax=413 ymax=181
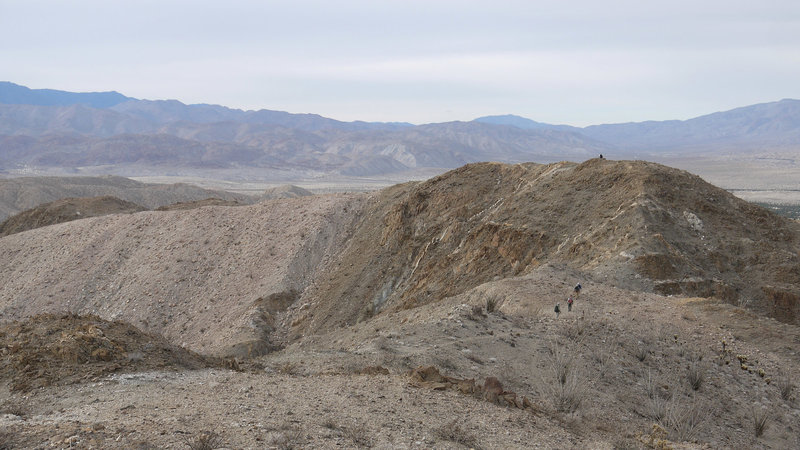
xmin=2 ymin=0 xmax=799 ymax=125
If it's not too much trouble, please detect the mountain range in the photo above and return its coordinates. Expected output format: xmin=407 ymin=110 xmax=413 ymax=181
xmin=1 ymin=81 xmax=798 ymax=177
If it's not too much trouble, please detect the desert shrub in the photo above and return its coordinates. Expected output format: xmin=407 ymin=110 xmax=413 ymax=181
xmin=183 ymin=431 xmax=222 ymax=450
xmin=634 ymin=344 xmax=650 ymax=362
xmin=593 ymin=341 xmax=615 ymax=375
xmin=469 ymin=304 xmax=485 ymax=320
xmin=551 ymin=370 xmax=587 ymax=413
xmin=687 ymin=359 xmax=705 ymax=391
xmin=647 ymin=395 xmax=669 ymax=422
xmin=643 ymin=370 xmax=658 ymax=399
xmin=435 ymin=420 xmax=481 ymax=449
xmin=486 ymin=296 xmax=498 ymax=313
xmin=776 ymin=370 xmax=794 ymax=401
xmin=662 ymin=401 xmax=705 ymax=442
xmin=548 ymin=343 xmax=574 ymax=386
xmin=267 ymin=427 xmax=304 ymax=450
xmin=275 ymin=361 xmax=300 ymax=375
xmin=343 ymin=425 xmax=373 ymax=448
xmin=643 ymin=370 xmax=672 ymax=421
xmin=751 ymin=407 xmax=769 ymax=437
xmin=563 ymin=319 xmax=588 ymax=340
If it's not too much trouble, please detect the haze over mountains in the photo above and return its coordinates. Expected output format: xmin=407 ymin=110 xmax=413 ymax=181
xmin=2 ymin=81 xmax=798 ymax=178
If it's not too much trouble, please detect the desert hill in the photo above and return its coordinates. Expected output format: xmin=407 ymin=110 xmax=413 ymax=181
xmin=0 ymin=175 xmax=256 ymax=221
xmin=0 ymin=193 xmax=364 ymax=356
xmin=1 ymin=160 xmax=800 ymax=448
xmin=0 ymin=196 xmax=146 ymax=237
xmin=288 ymin=159 xmax=800 ymax=341
xmin=0 ymin=313 xmax=214 ymax=392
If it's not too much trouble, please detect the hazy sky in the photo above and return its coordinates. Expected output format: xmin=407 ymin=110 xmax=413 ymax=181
xmin=2 ymin=0 xmax=799 ymax=125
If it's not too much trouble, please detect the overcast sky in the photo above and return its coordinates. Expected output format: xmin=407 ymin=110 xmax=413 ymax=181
xmin=2 ymin=0 xmax=799 ymax=125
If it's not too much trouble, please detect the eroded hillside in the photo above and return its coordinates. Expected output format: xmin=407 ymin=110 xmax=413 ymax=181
xmin=288 ymin=159 xmax=800 ymax=340
xmin=0 ymin=194 xmax=365 ymax=356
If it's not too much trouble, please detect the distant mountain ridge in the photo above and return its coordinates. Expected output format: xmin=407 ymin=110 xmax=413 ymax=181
xmin=1 ymin=81 xmax=798 ymax=176
xmin=0 ymin=81 xmax=131 ymax=108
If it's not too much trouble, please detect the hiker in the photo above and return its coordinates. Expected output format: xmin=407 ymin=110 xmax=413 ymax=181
xmin=554 ymin=303 xmax=561 ymax=318
xmin=567 ymin=296 xmax=574 ymax=312
xmin=599 ymin=154 xmax=603 ymax=159
xmin=574 ymin=283 xmax=582 ymax=298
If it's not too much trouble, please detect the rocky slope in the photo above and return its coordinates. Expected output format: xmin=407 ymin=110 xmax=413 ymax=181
xmin=0 ymin=195 xmax=146 ymax=237
xmin=0 ymin=175 xmax=256 ymax=221
xmin=288 ymin=159 xmax=800 ymax=341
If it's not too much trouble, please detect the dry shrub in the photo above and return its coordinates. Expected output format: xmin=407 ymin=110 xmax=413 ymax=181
xmin=662 ymin=400 xmax=705 ymax=442
xmin=634 ymin=342 xmax=651 ymax=362
xmin=486 ymin=296 xmax=498 ymax=313
xmin=563 ymin=319 xmax=588 ymax=340
xmin=687 ymin=359 xmax=705 ymax=391
xmin=343 ymin=425 xmax=373 ymax=448
xmin=551 ymin=370 xmax=587 ymax=413
xmin=435 ymin=419 xmax=481 ymax=449
xmin=594 ymin=340 xmax=615 ymax=375
xmin=776 ymin=370 xmax=794 ymax=401
xmin=751 ymin=407 xmax=769 ymax=437
xmin=183 ymin=431 xmax=223 ymax=450
xmin=267 ymin=427 xmax=304 ymax=450
xmin=275 ymin=361 xmax=300 ymax=375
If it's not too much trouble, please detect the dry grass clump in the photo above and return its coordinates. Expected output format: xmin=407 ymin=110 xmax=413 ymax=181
xmin=545 ymin=341 xmax=586 ymax=413
xmin=485 ymin=295 xmax=499 ymax=313
xmin=751 ymin=407 xmax=769 ymax=437
xmin=183 ymin=430 xmax=223 ymax=450
xmin=267 ymin=427 xmax=304 ymax=450
xmin=343 ymin=425 xmax=373 ymax=448
xmin=435 ymin=419 xmax=482 ymax=449
xmin=662 ymin=400 xmax=705 ymax=442
xmin=642 ymin=370 xmax=672 ymax=422
xmin=634 ymin=342 xmax=651 ymax=362
xmin=776 ymin=370 xmax=794 ymax=401
xmin=686 ymin=358 xmax=705 ymax=391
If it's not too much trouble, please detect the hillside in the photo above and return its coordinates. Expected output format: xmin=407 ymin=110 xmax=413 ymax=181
xmin=0 ymin=195 xmax=145 ymax=237
xmin=1 ymin=160 xmax=799 ymax=448
xmin=0 ymin=175 xmax=256 ymax=221
xmin=288 ymin=159 xmax=800 ymax=341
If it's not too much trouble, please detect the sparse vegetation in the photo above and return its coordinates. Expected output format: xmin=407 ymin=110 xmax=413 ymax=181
xmin=183 ymin=431 xmax=223 ymax=450
xmin=662 ymin=400 xmax=705 ymax=442
xmin=343 ymin=425 xmax=373 ymax=448
xmin=267 ymin=425 xmax=304 ymax=450
xmin=776 ymin=370 xmax=794 ymax=401
xmin=687 ymin=359 xmax=705 ymax=391
xmin=634 ymin=342 xmax=651 ymax=362
xmin=485 ymin=295 xmax=498 ymax=313
xmin=435 ymin=419 xmax=481 ymax=449
xmin=751 ymin=407 xmax=769 ymax=437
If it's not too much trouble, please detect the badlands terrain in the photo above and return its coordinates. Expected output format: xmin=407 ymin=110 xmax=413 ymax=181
xmin=1 ymin=159 xmax=799 ymax=449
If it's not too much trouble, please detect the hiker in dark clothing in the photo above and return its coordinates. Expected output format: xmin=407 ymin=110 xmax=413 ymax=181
xmin=574 ymin=283 xmax=582 ymax=298
xmin=554 ymin=303 xmax=561 ymax=318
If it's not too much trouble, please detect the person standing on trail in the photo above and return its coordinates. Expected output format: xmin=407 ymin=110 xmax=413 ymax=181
xmin=567 ymin=296 xmax=574 ymax=312
xmin=574 ymin=283 xmax=582 ymax=298
xmin=554 ymin=303 xmax=561 ymax=318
